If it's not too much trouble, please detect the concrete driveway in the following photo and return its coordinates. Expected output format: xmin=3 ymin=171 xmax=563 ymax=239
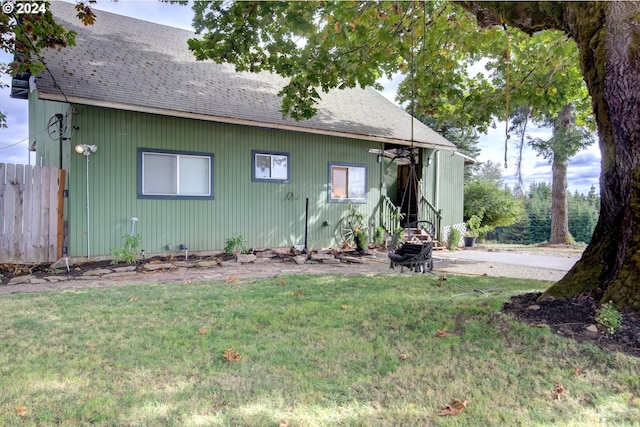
xmin=434 ymin=250 xmax=580 ymax=271
xmin=431 ymin=248 xmax=582 ymax=281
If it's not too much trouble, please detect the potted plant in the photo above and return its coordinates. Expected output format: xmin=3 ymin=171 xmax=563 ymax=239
xmin=464 ymin=214 xmax=482 ymax=247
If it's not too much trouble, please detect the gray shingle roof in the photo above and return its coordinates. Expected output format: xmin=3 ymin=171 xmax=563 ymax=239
xmin=36 ymin=2 xmax=456 ymax=150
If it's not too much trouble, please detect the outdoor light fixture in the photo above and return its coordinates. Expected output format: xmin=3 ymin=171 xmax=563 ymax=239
xmin=75 ymin=144 xmax=97 ymax=155
xmin=75 ymin=144 xmax=98 ymax=258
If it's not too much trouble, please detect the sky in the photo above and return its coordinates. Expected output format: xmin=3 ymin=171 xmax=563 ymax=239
xmin=0 ymin=0 xmax=601 ymax=195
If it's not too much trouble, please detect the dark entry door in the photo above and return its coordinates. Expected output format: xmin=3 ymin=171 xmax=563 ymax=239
xmin=397 ymin=164 xmax=419 ymax=226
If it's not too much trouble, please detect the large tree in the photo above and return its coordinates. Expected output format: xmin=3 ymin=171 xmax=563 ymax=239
xmin=460 ymin=2 xmax=640 ymax=309
xmin=529 ymin=104 xmax=594 ymax=244
xmin=196 ymin=1 xmax=639 ymax=310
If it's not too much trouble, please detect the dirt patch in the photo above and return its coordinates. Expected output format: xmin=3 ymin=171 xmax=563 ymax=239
xmin=503 ymin=291 xmax=640 ymax=358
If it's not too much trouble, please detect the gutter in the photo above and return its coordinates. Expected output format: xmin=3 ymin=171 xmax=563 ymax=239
xmin=38 ymin=92 xmax=458 ymax=152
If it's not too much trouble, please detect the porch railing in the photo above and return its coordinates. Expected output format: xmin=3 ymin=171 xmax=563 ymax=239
xmin=419 ymin=196 xmax=442 ymax=241
xmin=380 ymin=195 xmax=402 ymax=234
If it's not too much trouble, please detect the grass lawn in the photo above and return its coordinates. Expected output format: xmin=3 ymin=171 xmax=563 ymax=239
xmin=1 ymin=273 xmax=639 ymax=426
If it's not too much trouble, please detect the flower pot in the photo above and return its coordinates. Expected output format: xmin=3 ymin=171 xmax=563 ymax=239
xmin=464 ymin=236 xmax=476 ymax=247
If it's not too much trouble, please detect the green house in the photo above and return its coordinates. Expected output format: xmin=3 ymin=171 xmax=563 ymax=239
xmin=16 ymin=3 xmax=466 ymax=258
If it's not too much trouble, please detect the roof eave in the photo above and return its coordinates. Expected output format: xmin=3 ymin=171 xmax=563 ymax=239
xmin=39 ymin=92 xmax=457 ymax=151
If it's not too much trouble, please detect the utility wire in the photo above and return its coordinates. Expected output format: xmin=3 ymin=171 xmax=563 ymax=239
xmin=10 ymin=12 xmax=70 ymax=104
xmin=0 ymin=127 xmax=52 ymax=151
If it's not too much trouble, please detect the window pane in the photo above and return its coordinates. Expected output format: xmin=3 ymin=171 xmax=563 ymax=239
xmin=348 ymin=166 xmax=366 ymax=199
xmin=271 ymin=155 xmax=288 ymax=179
xmin=255 ymin=154 xmax=272 ymax=178
xmin=143 ymin=153 xmax=177 ymax=194
xmin=179 ymin=156 xmax=210 ymax=196
xmin=331 ymin=167 xmax=348 ymax=199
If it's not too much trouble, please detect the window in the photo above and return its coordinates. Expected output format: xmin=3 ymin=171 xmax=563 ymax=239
xmin=138 ymin=148 xmax=214 ymax=199
xmin=328 ymin=162 xmax=367 ymax=202
xmin=252 ymin=150 xmax=290 ymax=183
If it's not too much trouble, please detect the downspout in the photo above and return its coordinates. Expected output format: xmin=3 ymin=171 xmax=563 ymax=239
xmin=434 ymin=150 xmax=440 ymax=210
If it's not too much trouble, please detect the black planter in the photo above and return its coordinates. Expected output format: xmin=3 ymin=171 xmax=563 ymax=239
xmin=464 ymin=236 xmax=476 ymax=247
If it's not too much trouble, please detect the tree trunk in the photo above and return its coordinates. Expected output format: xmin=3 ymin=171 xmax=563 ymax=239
xmin=465 ymin=2 xmax=640 ymax=311
xmin=547 ymin=2 xmax=640 ymax=311
xmin=549 ymin=161 xmax=571 ymax=244
xmin=549 ymin=104 xmax=574 ymax=245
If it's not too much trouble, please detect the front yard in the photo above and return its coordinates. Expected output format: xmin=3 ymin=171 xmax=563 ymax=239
xmin=1 ymin=274 xmax=638 ymax=426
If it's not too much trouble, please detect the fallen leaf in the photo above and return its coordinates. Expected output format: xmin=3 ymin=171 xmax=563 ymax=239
xmin=279 ymin=420 xmax=290 ymax=427
xmin=399 ymin=353 xmax=409 ymax=360
xmin=16 ymin=406 xmax=27 ymax=417
xmin=552 ymin=383 xmax=565 ymax=400
xmin=184 ymin=280 xmax=192 ymax=285
xmin=225 ymin=275 xmax=238 ymax=282
xmin=534 ymin=323 xmax=550 ymax=329
xmin=292 ymin=289 xmax=303 ymax=296
xmin=224 ymin=348 xmax=241 ymax=361
xmin=129 ymin=295 xmax=138 ymax=302
xmin=438 ymin=399 xmax=468 ymax=416
xmin=436 ymin=329 xmax=448 ymax=337
xmin=574 ymin=367 xmax=583 ymax=376
xmin=198 ymin=328 xmax=207 ymax=335
xmin=277 ymin=279 xmax=286 ymax=286
xmin=341 ymin=304 xmax=348 ymax=310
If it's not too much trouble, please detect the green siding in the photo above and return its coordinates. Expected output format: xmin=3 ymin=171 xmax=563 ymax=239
xmin=65 ymin=106 xmax=383 ymax=256
xmin=436 ymin=151 xmax=465 ymax=226
xmin=29 ymin=94 xmax=71 ymax=169
xmin=420 ymin=149 xmax=464 ymax=228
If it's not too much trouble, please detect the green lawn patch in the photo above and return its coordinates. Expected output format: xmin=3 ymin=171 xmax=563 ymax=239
xmin=1 ymin=274 xmax=639 ymax=426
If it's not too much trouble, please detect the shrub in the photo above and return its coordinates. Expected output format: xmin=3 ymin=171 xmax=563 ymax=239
xmin=225 ymin=234 xmax=248 ymax=255
xmin=447 ymin=228 xmax=461 ymax=251
xmin=111 ymin=234 xmax=141 ymax=264
xmin=373 ymin=226 xmax=385 ymax=247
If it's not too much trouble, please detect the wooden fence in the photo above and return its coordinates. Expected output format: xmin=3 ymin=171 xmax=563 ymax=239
xmin=0 ymin=163 xmax=65 ymax=264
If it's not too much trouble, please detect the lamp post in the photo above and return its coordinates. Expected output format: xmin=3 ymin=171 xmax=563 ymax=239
xmin=75 ymin=144 xmax=97 ymax=258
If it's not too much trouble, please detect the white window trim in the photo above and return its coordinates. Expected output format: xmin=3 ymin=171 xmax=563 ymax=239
xmin=328 ymin=162 xmax=368 ymax=203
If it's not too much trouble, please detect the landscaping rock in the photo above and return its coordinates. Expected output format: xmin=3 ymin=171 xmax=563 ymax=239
xmin=29 ymin=278 xmax=47 ymax=284
xmin=7 ymin=275 xmax=33 ymax=285
xmin=526 ymin=305 xmax=541 ymax=311
xmin=102 ymin=272 xmax=139 ymax=279
xmin=44 ymin=276 xmax=67 ymax=282
xmin=255 ymin=250 xmax=276 ymax=258
xmin=237 ymin=254 xmax=257 ymax=264
xmin=196 ymin=260 xmax=218 ymax=268
xmin=83 ymin=269 xmax=114 ymax=276
xmin=311 ymin=253 xmax=335 ymax=261
xmin=144 ymin=263 xmax=173 ymax=271
xmin=586 ymin=324 xmax=598 ymax=333
xmin=253 ymin=257 xmax=271 ymax=264
xmin=293 ymin=255 xmax=308 ymax=265
xmin=321 ymin=258 xmax=341 ymax=264
xmin=112 ymin=266 xmax=137 ymax=272
xmin=273 ymin=247 xmax=293 ymax=255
